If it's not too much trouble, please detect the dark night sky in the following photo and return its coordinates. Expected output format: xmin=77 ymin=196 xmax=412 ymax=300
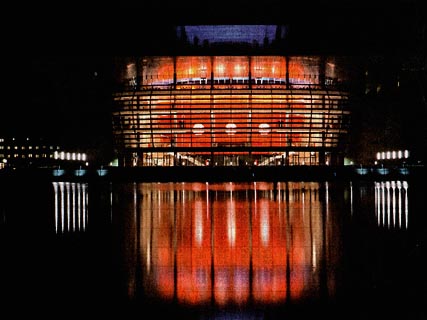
xmin=4 ymin=0 xmax=425 ymax=159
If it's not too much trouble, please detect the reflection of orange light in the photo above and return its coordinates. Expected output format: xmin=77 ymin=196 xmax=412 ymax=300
xmin=140 ymin=183 xmax=323 ymax=306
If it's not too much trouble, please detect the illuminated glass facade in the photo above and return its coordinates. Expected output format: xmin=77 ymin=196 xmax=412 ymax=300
xmin=113 ymin=55 xmax=351 ymax=166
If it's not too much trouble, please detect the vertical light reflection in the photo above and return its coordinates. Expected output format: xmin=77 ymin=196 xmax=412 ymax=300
xmin=60 ymin=182 xmax=65 ymax=232
xmin=66 ymin=182 xmax=71 ymax=232
xmin=277 ymin=182 xmax=282 ymax=230
xmin=253 ymin=182 xmax=257 ymax=213
xmin=376 ymin=183 xmax=380 ymax=226
xmin=138 ymin=181 xmax=334 ymax=306
xmin=391 ymin=181 xmax=396 ymax=228
xmin=145 ymin=179 xmax=151 ymax=273
xmin=397 ymin=181 xmax=402 ymax=228
xmin=312 ymin=242 xmax=317 ymax=271
xmin=53 ymin=182 xmax=88 ymax=233
xmin=260 ymin=205 xmax=269 ymax=246
xmin=227 ymin=186 xmax=236 ymax=246
xmin=375 ymin=181 xmax=408 ymax=230
xmin=133 ymin=183 xmax=137 ymax=240
xmin=72 ymin=182 xmax=76 ymax=232
xmin=386 ymin=181 xmax=390 ymax=228
xmin=381 ymin=181 xmax=386 ymax=226
xmin=403 ymin=181 xmax=408 ymax=229
xmin=53 ymin=182 xmax=59 ymax=233
xmin=302 ymin=187 xmax=305 ymax=220
xmin=325 ymin=181 xmax=329 ymax=261
xmin=77 ymin=183 xmax=81 ymax=230
xmin=206 ymin=182 xmax=209 ymax=220
xmin=195 ymin=200 xmax=203 ymax=246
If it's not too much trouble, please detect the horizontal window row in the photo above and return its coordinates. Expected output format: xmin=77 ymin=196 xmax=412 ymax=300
xmin=0 ymin=154 xmax=53 ymax=158
xmin=114 ymin=92 xmax=348 ymax=100
xmin=0 ymin=145 xmax=57 ymax=150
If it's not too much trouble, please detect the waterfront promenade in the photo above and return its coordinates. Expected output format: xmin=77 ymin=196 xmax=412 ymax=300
xmin=1 ymin=165 xmax=424 ymax=183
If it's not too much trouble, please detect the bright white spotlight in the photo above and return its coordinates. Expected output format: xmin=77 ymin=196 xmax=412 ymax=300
xmin=225 ymin=123 xmax=237 ymax=135
xmin=258 ymin=123 xmax=271 ymax=135
xmin=192 ymin=123 xmax=205 ymax=135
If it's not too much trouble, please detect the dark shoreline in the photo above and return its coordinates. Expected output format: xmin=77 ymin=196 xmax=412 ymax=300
xmin=1 ymin=165 xmax=424 ymax=183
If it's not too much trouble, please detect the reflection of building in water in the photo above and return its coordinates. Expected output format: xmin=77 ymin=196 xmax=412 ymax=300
xmin=122 ymin=181 xmax=340 ymax=306
xmin=52 ymin=182 xmax=88 ymax=233
xmin=375 ymin=181 xmax=408 ymax=229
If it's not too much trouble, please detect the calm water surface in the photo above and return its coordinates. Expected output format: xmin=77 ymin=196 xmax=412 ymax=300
xmin=2 ymin=180 xmax=426 ymax=319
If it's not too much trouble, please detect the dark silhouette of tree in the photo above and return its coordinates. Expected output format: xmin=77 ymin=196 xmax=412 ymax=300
xmin=263 ymin=36 xmax=269 ymax=47
xmin=275 ymin=25 xmax=282 ymax=43
xmin=180 ymin=26 xmax=188 ymax=43
xmin=193 ymin=36 xmax=199 ymax=46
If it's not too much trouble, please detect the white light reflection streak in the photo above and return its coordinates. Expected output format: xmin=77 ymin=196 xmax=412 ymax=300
xmin=195 ymin=200 xmax=203 ymax=246
xmin=77 ymin=183 xmax=81 ymax=230
xmin=381 ymin=182 xmax=385 ymax=226
xmin=375 ymin=181 xmax=408 ymax=230
xmin=397 ymin=181 xmax=402 ymax=228
xmin=325 ymin=181 xmax=329 ymax=222
xmin=72 ymin=183 xmax=76 ymax=232
xmin=227 ymin=184 xmax=236 ymax=246
xmin=278 ymin=182 xmax=282 ymax=225
xmin=312 ymin=242 xmax=317 ymax=271
xmin=386 ymin=181 xmax=390 ymax=228
xmin=260 ymin=206 xmax=269 ymax=246
xmin=391 ymin=181 xmax=396 ymax=227
xmin=53 ymin=182 xmax=58 ymax=233
xmin=60 ymin=182 xmax=65 ymax=232
xmin=206 ymin=182 xmax=209 ymax=219
xmin=375 ymin=182 xmax=380 ymax=226
xmin=66 ymin=182 xmax=71 ymax=232
xmin=403 ymin=181 xmax=408 ymax=229
xmin=52 ymin=182 xmax=58 ymax=233
xmin=182 ymin=185 xmax=185 ymax=215
xmin=53 ymin=182 xmax=89 ymax=233
xmin=147 ymin=242 xmax=151 ymax=274
xmin=302 ymin=186 xmax=305 ymax=220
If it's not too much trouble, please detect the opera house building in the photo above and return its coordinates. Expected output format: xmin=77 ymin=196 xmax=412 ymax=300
xmin=112 ymin=25 xmax=354 ymax=167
